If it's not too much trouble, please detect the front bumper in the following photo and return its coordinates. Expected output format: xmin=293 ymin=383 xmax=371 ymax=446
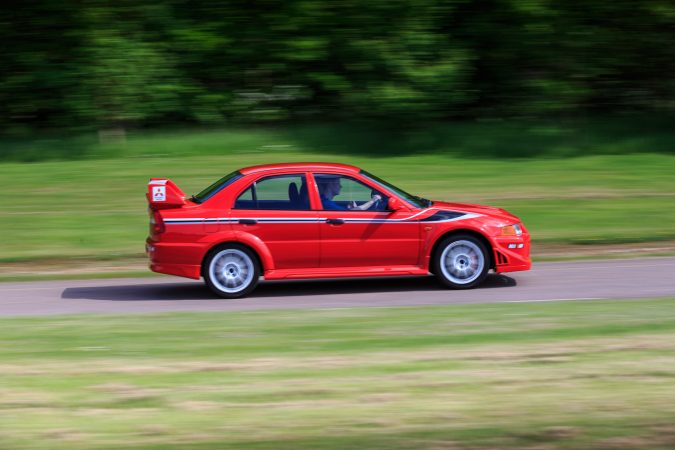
xmin=492 ymin=234 xmax=532 ymax=273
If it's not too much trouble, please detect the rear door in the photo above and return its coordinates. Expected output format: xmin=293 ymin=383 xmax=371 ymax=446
xmin=231 ymin=173 xmax=320 ymax=269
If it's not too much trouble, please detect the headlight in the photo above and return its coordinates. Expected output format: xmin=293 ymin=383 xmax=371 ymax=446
xmin=501 ymin=223 xmax=523 ymax=236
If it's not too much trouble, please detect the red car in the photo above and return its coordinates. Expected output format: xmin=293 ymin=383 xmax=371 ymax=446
xmin=146 ymin=163 xmax=531 ymax=298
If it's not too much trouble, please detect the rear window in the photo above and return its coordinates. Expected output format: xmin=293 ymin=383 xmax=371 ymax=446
xmin=192 ymin=171 xmax=242 ymax=204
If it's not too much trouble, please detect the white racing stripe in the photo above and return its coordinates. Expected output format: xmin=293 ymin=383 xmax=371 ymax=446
xmin=505 ymin=297 xmax=604 ymax=303
xmin=165 ymin=210 xmax=483 ymax=225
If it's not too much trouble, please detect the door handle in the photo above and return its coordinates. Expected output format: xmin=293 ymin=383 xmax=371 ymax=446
xmin=326 ymin=218 xmax=344 ymax=225
xmin=239 ymin=219 xmax=257 ymax=225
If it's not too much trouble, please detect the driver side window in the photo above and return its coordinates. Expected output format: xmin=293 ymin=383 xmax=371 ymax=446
xmin=315 ymin=174 xmax=386 ymax=211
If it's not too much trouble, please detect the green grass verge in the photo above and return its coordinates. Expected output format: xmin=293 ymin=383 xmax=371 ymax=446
xmin=2 ymin=116 xmax=675 ymax=162
xmin=2 ymin=299 xmax=675 ymax=449
xmin=1 ymin=148 xmax=674 ymax=262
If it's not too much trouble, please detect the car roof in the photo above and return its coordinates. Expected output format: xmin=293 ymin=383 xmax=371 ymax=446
xmin=239 ymin=162 xmax=360 ymax=175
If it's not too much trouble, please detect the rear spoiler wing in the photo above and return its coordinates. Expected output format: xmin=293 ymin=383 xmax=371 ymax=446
xmin=147 ymin=178 xmax=187 ymax=210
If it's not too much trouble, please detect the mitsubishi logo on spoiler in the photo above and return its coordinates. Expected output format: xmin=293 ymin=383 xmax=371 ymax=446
xmin=152 ymin=186 xmax=166 ymax=202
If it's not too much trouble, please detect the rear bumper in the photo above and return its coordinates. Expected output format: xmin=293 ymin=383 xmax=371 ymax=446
xmin=150 ymin=262 xmax=201 ymax=280
xmin=146 ymin=238 xmax=203 ymax=280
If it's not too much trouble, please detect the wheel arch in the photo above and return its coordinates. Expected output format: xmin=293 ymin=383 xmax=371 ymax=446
xmin=201 ymin=240 xmax=267 ymax=278
xmin=428 ymin=229 xmax=495 ymax=274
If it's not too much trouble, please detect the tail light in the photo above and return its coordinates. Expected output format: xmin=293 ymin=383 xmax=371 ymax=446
xmin=149 ymin=209 xmax=165 ymax=235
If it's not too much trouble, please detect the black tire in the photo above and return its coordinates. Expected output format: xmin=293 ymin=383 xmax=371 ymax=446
xmin=203 ymin=244 xmax=260 ymax=298
xmin=432 ymin=234 xmax=490 ymax=289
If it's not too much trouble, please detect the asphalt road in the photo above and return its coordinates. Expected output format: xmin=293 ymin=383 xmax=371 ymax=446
xmin=1 ymin=257 xmax=674 ymax=317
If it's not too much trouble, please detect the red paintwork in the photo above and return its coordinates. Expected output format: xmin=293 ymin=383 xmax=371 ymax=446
xmin=145 ymin=163 xmax=531 ymax=281
xmin=239 ymin=162 xmax=360 ymax=175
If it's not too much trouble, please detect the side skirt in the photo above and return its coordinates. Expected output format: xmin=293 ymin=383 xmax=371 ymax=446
xmin=264 ymin=266 xmax=429 ymax=280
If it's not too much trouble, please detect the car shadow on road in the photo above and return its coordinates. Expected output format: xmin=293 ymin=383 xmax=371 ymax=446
xmin=61 ymin=274 xmax=516 ymax=302
xmin=254 ymin=274 xmax=516 ymax=298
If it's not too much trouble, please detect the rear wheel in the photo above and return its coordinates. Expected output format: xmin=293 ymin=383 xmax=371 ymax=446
xmin=204 ymin=245 xmax=259 ymax=298
xmin=433 ymin=234 xmax=490 ymax=289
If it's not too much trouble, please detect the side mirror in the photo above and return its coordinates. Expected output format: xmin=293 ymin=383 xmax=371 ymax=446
xmin=387 ymin=196 xmax=405 ymax=211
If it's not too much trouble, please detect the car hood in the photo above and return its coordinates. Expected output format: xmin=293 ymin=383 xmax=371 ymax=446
xmin=430 ymin=201 xmax=520 ymax=223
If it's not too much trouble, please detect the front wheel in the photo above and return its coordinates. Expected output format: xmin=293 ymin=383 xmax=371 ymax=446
xmin=203 ymin=245 xmax=260 ymax=298
xmin=433 ymin=235 xmax=490 ymax=289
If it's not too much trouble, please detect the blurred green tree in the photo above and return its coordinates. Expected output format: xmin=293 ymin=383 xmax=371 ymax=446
xmin=0 ymin=0 xmax=673 ymax=136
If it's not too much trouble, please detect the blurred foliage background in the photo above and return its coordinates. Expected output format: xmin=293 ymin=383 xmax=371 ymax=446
xmin=0 ymin=0 xmax=673 ymax=154
xmin=1 ymin=0 xmax=674 ymax=270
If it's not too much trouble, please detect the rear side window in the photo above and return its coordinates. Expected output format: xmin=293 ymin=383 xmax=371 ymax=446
xmin=192 ymin=171 xmax=242 ymax=204
xmin=234 ymin=174 xmax=309 ymax=210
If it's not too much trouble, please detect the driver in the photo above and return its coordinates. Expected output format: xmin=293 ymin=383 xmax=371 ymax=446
xmin=317 ymin=177 xmax=382 ymax=211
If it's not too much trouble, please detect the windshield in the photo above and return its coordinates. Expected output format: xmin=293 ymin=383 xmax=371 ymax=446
xmin=360 ymin=170 xmax=428 ymax=208
xmin=192 ymin=171 xmax=242 ymax=204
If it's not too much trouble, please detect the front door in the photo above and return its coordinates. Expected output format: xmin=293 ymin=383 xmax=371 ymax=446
xmin=314 ymin=174 xmax=420 ymax=268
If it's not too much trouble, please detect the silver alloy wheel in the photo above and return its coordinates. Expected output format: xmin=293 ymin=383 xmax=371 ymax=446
xmin=440 ymin=239 xmax=485 ymax=285
xmin=208 ymin=249 xmax=255 ymax=294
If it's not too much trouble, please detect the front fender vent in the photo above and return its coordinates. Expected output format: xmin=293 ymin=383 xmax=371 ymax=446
xmin=495 ymin=251 xmax=509 ymax=265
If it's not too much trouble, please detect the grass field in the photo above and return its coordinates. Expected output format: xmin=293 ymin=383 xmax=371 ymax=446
xmin=1 ymin=150 xmax=674 ymax=264
xmin=2 ymin=298 xmax=675 ymax=449
xmin=1 ymin=119 xmax=674 ymax=267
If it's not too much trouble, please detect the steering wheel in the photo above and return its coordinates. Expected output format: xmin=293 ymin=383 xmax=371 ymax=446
xmin=369 ymin=190 xmax=385 ymax=211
